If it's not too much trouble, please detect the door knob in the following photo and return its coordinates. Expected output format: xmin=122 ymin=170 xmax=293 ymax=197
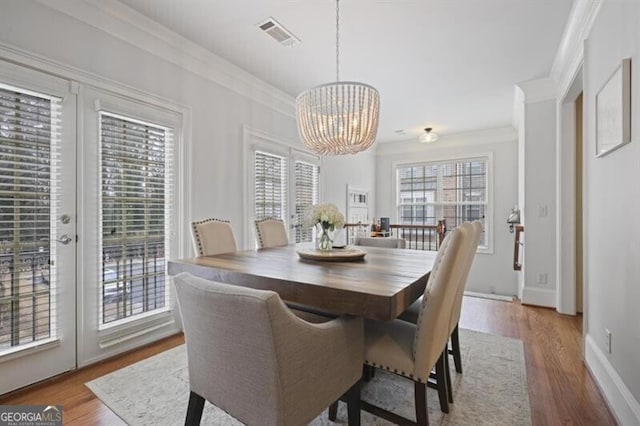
xmin=58 ymin=235 xmax=73 ymax=245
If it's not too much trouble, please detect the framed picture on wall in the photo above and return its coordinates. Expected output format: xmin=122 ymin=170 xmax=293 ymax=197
xmin=596 ymin=58 xmax=631 ymax=157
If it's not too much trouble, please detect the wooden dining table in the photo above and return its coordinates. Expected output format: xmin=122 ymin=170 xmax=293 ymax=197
xmin=168 ymin=243 xmax=437 ymax=321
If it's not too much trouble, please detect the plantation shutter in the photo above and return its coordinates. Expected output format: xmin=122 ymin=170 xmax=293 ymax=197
xmin=99 ymin=112 xmax=172 ymax=326
xmin=294 ymin=160 xmax=319 ymax=243
xmin=254 ymin=150 xmax=287 ymax=221
xmin=0 ymin=83 xmax=61 ymax=351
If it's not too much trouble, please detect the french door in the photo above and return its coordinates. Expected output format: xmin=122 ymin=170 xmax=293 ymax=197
xmin=0 ymin=61 xmax=77 ymax=394
xmin=0 ymin=61 xmax=182 ymax=394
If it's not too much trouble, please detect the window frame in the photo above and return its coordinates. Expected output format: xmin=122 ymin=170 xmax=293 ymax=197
xmin=392 ymin=153 xmax=494 ymax=254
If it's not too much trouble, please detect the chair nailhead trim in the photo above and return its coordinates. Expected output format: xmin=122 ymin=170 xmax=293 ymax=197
xmin=365 ymin=360 xmax=423 ymax=382
xmin=191 ymin=218 xmax=231 ymax=256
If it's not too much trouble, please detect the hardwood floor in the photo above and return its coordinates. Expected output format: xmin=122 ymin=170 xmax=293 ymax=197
xmin=0 ymin=297 xmax=616 ymax=425
xmin=459 ymin=297 xmax=615 ymax=425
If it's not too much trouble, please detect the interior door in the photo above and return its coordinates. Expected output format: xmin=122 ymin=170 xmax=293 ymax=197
xmin=0 ymin=61 xmax=77 ymax=394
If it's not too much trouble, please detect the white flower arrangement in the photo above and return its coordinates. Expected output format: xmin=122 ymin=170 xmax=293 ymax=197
xmin=304 ymin=202 xmax=345 ymax=231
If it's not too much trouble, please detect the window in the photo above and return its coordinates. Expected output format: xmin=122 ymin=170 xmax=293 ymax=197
xmin=397 ymin=157 xmax=489 ymax=248
xmin=254 ymin=150 xmax=288 ymax=221
xmin=247 ymin=130 xmax=320 ymax=248
xmin=293 ymin=160 xmax=319 ymax=243
xmin=0 ymin=83 xmax=59 ymax=350
xmin=99 ymin=112 xmax=172 ymax=325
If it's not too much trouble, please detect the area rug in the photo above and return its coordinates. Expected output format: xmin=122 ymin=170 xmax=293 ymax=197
xmin=86 ymin=329 xmax=531 ymax=425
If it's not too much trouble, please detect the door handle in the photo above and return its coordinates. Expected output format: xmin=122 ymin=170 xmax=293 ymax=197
xmin=58 ymin=235 xmax=73 ymax=245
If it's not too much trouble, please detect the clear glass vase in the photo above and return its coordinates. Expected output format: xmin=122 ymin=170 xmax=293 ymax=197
xmin=316 ymin=224 xmax=334 ymax=251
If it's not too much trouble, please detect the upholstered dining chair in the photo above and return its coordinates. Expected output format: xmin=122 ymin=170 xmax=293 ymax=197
xmin=255 ymin=217 xmax=289 ymax=248
xmin=192 ymin=218 xmax=330 ymax=323
xmin=336 ymin=227 xmax=466 ymax=425
xmin=354 ymin=236 xmax=407 ymax=249
xmin=174 ymin=272 xmax=364 ymax=426
xmin=398 ymin=221 xmax=482 ymax=376
xmin=190 ymin=217 xmax=237 ymax=256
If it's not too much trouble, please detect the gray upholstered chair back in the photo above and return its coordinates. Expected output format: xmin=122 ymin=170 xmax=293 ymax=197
xmin=255 ymin=218 xmax=289 ymax=248
xmin=448 ymin=221 xmax=482 ymax=333
xmin=412 ymin=227 xmax=466 ymax=381
xmin=190 ymin=218 xmax=237 ymax=256
xmin=174 ymin=272 xmax=364 ymax=426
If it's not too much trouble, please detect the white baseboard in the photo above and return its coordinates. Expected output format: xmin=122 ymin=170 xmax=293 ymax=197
xmin=585 ymin=334 xmax=640 ymax=425
xmin=521 ymin=286 xmax=555 ymax=307
xmin=463 ymin=291 xmax=515 ymax=302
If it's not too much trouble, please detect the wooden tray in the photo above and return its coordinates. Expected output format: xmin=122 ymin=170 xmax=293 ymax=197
xmin=296 ymin=247 xmax=366 ymax=262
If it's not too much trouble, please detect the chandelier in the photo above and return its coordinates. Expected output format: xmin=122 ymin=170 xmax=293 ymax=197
xmin=296 ymin=0 xmax=380 ymax=155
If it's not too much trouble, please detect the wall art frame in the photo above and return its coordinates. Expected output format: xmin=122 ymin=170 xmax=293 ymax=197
xmin=596 ymin=58 xmax=631 ymax=157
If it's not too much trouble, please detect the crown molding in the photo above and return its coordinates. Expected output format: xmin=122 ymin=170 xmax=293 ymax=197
xmin=515 ymin=77 xmax=558 ymax=104
xmin=550 ymin=0 xmax=603 ymax=99
xmin=35 ymin=0 xmax=296 ymax=118
xmin=375 ymin=126 xmax=517 ymax=156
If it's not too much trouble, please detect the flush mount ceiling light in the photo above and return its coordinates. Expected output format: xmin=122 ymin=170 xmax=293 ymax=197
xmin=419 ymin=127 xmax=439 ymax=143
xmin=295 ymin=0 xmax=380 ymax=156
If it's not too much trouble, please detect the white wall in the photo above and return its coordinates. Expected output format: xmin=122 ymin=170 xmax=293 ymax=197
xmin=519 ymin=95 xmax=558 ymax=307
xmin=375 ymin=128 xmax=519 ymax=297
xmin=321 ymin=150 xmax=376 ymax=216
xmin=0 ymin=1 xmax=300 ymax=254
xmin=583 ymin=1 xmax=640 ymax=422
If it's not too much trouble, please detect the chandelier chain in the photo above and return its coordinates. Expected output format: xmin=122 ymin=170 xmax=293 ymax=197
xmin=336 ymin=0 xmax=340 ymax=82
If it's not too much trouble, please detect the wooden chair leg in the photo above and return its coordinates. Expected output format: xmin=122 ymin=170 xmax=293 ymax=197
xmin=185 ymin=391 xmax=205 ymax=426
xmin=345 ymin=380 xmax=361 ymax=426
xmin=435 ymin=353 xmax=449 ymax=413
xmin=444 ymin=347 xmax=453 ymax=404
xmin=328 ymin=401 xmax=338 ymax=421
xmin=451 ymin=324 xmax=463 ymax=374
xmin=362 ymin=364 xmax=375 ymax=381
xmin=414 ymin=381 xmax=429 ymax=426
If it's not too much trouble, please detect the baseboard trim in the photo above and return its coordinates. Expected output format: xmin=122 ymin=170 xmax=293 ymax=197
xmin=521 ymin=286 xmax=555 ymax=307
xmin=463 ymin=291 xmax=514 ymax=302
xmin=585 ymin=333 xmax=640 ymax=425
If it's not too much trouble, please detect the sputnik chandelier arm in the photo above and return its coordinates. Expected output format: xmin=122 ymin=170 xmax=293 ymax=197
xmin=295 ymin=0 xmax=380 ymax=156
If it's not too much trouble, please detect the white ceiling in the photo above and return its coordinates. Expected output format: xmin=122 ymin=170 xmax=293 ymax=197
xmin=117 ymin=0 xmax=574 ymax=143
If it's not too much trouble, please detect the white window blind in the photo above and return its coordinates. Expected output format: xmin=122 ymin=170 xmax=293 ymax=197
xmin=254 ymin=150 xmax=287 ymax=221
xmin=397 ymin=158 xmax=488 ymax=247
xmin=293 ymin=160 xmax=319 ymax=243
xmin=99 ymin=112 xmax=172 ymax=326
xmin=0 ymin=83 xmax=61 ymax=351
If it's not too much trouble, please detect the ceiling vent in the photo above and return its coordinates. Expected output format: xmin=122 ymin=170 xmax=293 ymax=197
xmin=257 ymin=17 xmax=300 ymax=47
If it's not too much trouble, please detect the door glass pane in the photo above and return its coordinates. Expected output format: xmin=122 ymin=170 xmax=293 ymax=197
xmin=100 ymin=112 xmax=171 ymax=326
xmin=0 ymin=84 xmax=60 ymax=352
xmin=254 ymin=151 xmax=287 ymax=221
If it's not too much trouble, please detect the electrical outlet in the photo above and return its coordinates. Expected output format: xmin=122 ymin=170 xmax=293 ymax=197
xmin=605 ymin=329 xmax=612 ymax=354
xmin=536 ymin=273 xmax=548 ymax=284
xmin=536 ymin=205 xmax=547 ymax=217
